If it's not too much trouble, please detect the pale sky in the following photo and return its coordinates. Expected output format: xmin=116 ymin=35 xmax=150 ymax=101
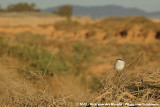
xmin=0 ymin=0 xmax=160 ymax=12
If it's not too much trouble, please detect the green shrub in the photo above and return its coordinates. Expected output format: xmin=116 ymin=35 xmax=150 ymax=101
xmin=0 ymin=35 xmax=94 ymax=77
xmin=70 ymin=42 xmax=93 ymax=75
xmin=56 ymin=5 xmax=72 ymax=20
xmin=0 ymin=34 xmax=70 ymax=75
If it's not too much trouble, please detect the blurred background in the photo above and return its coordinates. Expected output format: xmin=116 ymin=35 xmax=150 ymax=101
xmin=0 ymin=0 xmax=160 ymax=106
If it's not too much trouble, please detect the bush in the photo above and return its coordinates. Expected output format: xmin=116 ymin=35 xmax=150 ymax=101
xmin=57 ymin=5 xmax=72 ymax=20
xmin=70 ymin=42 xmax=93 ymax=75
xmin=0 ymin=35 xmax=69 ymax=75
xmin=54 ymin=41 xmax=93 ymax=75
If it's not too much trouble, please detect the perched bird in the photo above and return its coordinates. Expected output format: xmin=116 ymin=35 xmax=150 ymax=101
xmin=107 ymin=58 xmax=125 ymax=72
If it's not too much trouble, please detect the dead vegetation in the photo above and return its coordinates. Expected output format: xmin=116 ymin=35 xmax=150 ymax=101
xmin=0 ymin=68 xmax=76 ymax=106
xmin=93 ymin=66 xmax=160 ymax=104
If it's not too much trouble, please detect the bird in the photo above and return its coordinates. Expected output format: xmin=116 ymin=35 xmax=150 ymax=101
xmin=107 ymin=58 xmax=125 ymax=72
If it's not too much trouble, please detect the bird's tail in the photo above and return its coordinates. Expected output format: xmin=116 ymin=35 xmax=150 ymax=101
xmin=107 ymin=68 xmax=113 ymax=72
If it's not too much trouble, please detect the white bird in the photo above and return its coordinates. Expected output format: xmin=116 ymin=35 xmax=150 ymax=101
xmin=107 ymin=58 xmax=125 ymax=72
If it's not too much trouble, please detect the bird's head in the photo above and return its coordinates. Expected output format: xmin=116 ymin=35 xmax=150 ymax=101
xmin=117 ymin=58 xmax=124 ymax=61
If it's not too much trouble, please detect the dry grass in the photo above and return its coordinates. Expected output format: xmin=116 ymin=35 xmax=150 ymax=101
xmin=94 ymin=70 xmax=160 ymax=103
xmin=0 ymin=67 xmax=87 ymax=106
xmin=0 ymin=67 xmax=66 ymax=106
